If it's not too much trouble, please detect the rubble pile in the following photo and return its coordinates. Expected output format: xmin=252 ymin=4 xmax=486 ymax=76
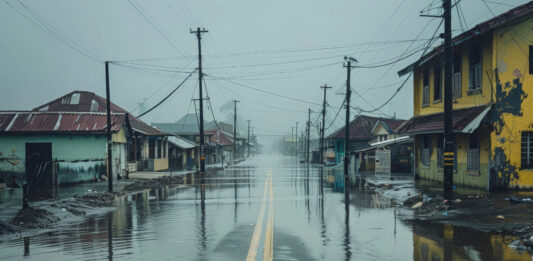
xmin=123 ymin=175 xmax=184 ymax=192
xmin=10 ymin=207 xmax=60 ymax=229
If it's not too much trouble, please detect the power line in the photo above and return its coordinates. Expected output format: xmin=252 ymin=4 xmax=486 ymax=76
xmin=7 ymin=0 xmax=103 ymax=63
xmin=354 ymin=17 xmax=444 ymax=114
xmin=108 ymin=38 xmax=438 ymax=63
xmin=211 ymin=77 xmax=323 ymax=106
xmin=202 ymin=77 xmax=221 ymax=132
xmin=480 ymin=0 xmax=496 ymax=17
xmin=127 ymin=0 xmax=188 ymax=56
xmin=136 ymin=68 xmax=197 ymax=118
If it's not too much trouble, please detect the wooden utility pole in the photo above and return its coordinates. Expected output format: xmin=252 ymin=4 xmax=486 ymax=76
xmin=233 ymin=100 xmax=240 ymax=160
xmin=247 ymin=120 xmax=251 ymax=158
xmin=320 ymin=85 xmax=332 ymax=164
xmin=343 ymin=57 xmax=357 ymax=178
xmin=105 ymin=61 xmax=113 ymax=192
xmin=190 ymin=27 xmax=209 ymax=173
xmin=291 ymin=127 xmax=294 ymax=156
xmin=307 ymin=109 xmax=311 ymax=163
xmin=443 ymin=0 xmax=454 ymax=198
xmin=295 ymin=122 xmax=299 ymax=158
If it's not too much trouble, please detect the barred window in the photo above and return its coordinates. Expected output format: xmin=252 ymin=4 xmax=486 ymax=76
xmin=467 ymin=132 xmax=480 ymax=171
xmin=522 ymin=132 xmax=533 ymax=169
xmin=421 ymin=135 xmax=431 ymax=166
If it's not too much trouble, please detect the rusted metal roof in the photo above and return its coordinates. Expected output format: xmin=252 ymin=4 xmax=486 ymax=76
xmin=32 ymin=91 xmax=167 ymax=136
xmin=0 ymin=112 xmax=126 ymax=133
xmin=206 ymin=129 xmax=233 ymax=146
xmin=398 ymin=1 xmax=533 ymax=76
xmin=327 ymin=115 xmax=404 ymax=140
xmin=396 ymin=105 xmax=490 ymax=135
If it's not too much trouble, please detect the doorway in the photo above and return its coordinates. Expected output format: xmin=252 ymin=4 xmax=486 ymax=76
xmin=25 ymin=143 xmax=53 ymax=201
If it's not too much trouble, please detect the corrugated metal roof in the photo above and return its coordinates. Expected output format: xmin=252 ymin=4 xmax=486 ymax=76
xmin=327 ymin=115 xmax=404 ymax=140
xmin=396 ymin=105 xmax=489 ymax=135
xmin=206 ymin=129 xmax=234 ymax=146
xmin=33 ymin=91 xmax=167 ymax=136
xmin=0 ymin=112 xmax=126 ymax=133
xmin=398 ymin=1 xmax=533 ymax=76
xmin=168 ymin=135 xmax=196 ymax=149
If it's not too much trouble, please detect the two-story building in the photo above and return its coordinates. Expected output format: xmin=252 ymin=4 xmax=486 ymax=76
xmin=397 ymin=2 xmax=533 ymax=190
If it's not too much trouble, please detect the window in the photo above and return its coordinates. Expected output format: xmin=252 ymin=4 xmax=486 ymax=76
xmin=521 ymin=132 xmax=533 ymax=169
xmin=433 ymin=65 xmax=442 ymax=102
xmin=421 ymin=135 xmax=431 ymax=166
xmin=149 ymin=139 xmax=155 ymax=159
xmin=70 ymin=93 xmax=80 ymax=105
xmin=453 ymin=54 xmax=462 ymax=98
xmin=90 ymin=100 xmax=99 ymax=112
xmin=467 ymin=132 xmax=480 ymax=171
xmin=157 ymin=139 xmax=162 ymax=158
xmin=469 ymin=46 xmax=482 ymax=92
xmin=422 ymin=71 xmax=430 ymax=107
xmin=529 ymin=46 xmax=533 ymax=75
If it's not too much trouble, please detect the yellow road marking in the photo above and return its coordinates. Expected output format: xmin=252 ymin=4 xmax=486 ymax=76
xmin=263 ymin=174 xmax=274 ymax=261
xmin=246 ymin=172 xmax=271 ymax=261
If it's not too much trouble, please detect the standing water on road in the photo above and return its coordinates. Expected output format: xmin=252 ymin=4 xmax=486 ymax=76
xmin=0 ymin=155 xmax=530 ymax=260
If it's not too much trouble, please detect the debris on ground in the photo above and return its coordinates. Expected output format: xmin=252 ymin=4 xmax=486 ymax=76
xmin=123 ymin=175 xmax=184 ymax=192
xmin=411 ymin=201 xmax=423 ymax=209
xmin=9 ymin=207 xmax=60 ymax=229
xmin=402 ymin=194 xmax=423 ymax=207
xmin=505 ymin=197 xmax=532 ymax=204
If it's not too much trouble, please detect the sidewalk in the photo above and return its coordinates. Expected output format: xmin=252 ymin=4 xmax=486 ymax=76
xmin=129 ymin=162 xmax=226 ymax=179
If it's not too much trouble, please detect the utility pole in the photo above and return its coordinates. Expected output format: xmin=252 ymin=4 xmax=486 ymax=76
xmin=233 ymin=100 xmax=240 ymax=160
xmin=289 ymin=127 xmax=294 ymax=156
xmin=343 ymin=57 xmax=357 ymax=178
xmin=443 ymin=0 xmax=454 ymax=198
xmin=307 ymin=109 xmax=311 ymax=163
xmin=295 ymin=122 xmax=299 ymax=158
xmin=190 ymin=27 xmax=209 ymax=173
xmin=252 ymin=127 xmax=254 ymax=155
xmin=320 ymin=85 xmax=332 ymax=164
xmin=105 ymin=61 xmax=113 ymax=192
xmin=247 ymin=120 xmax=251 ymax=158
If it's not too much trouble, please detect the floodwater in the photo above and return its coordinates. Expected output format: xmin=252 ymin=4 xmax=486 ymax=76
xmin=0 ymin=154 xmax=531 ymax=260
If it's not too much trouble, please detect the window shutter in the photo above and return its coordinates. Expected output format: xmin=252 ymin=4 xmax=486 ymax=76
xmin=475 ymin=64 xmax=482 ymax=90
xmin=453 ymin=72 xmax=462 ymax=97
xmin=422 ymin=85 xmax=429 ymax=106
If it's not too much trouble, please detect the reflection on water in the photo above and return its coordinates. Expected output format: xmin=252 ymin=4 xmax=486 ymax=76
xmin=0 ymin=156 xmax=532 ymax=260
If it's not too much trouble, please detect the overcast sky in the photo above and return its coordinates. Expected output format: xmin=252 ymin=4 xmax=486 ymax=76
xmin=0 ymin=0 xmax=528 ymax=145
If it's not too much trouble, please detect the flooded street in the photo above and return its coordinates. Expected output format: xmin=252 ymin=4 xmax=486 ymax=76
xmin=0 ymin=154 xmax=531 ymax=260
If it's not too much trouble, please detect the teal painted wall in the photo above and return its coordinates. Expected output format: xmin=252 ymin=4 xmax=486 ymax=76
xmin=0 ymin=134 xmax=107 ymax=185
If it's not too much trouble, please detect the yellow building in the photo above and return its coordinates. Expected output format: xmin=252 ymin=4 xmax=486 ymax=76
xmin=397 ymin=2 xmax=533 ymax=190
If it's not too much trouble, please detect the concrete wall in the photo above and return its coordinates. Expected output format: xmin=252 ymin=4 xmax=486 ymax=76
xmin=0 ymin=130 xmax=128 ymax=185
xmin=416 ymin=128 xmax=490 ymax=190
xmin=490 ymin=17 xmax=533 ymax=189
xmin=0 ymin=134 xmax=106 ymax=185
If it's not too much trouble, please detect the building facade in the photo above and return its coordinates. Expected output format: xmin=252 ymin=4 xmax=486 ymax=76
xmin=398 ymin=2 xmax=533 ymax=190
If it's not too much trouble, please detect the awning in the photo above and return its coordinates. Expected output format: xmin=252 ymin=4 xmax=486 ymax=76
xmin=354 ymin=136 xmax=413 ymax=153
xmin=396 ymin=105 xmax=490 ymax=135
xmin=168 ymin=136 xmax=196 ymax=149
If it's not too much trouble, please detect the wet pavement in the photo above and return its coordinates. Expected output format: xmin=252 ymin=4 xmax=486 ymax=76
xmin=0 ymin=154 xmax=532 ymax=260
